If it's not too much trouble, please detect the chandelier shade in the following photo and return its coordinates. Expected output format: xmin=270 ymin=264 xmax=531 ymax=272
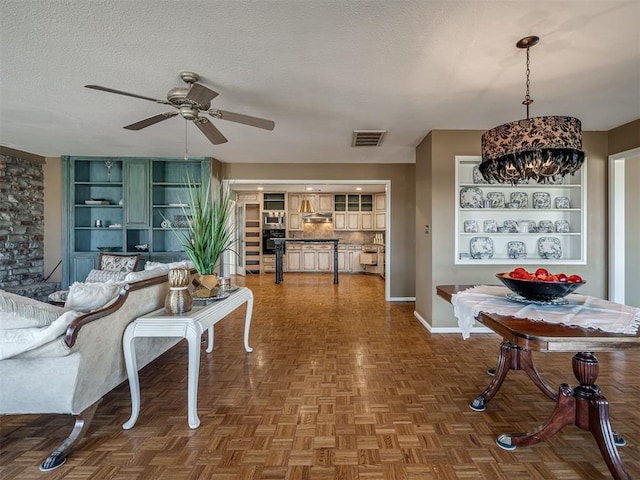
xmin=480 ymin=116 xmax=585 ymax=183
xmin=480 ymin=35 xmax=585 ymax=184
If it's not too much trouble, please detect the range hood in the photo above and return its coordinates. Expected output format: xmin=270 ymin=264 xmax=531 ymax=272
xmin=302 ymin=212 xmax=333 ymax=223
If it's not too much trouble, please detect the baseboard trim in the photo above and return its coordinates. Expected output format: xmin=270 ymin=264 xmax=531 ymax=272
xmin=388 ymin=296 xmax=416 ymax=302
xmin=413 ymin=310 xmax=493 ymax=335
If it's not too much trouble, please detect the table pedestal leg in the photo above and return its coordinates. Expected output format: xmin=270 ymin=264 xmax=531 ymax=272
xmin=471 ymin=341 xmax=556 ymax=412
xmin=275 ymin=243 xmax=284 ymax=284
xmin=496 ymin=352 xmax=630 ymax=480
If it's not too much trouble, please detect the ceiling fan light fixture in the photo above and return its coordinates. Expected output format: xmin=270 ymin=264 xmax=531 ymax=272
xmin=480 ymin=36 xmax=585 ymax=184
xmin=84 ymin=71 xmax=275 ymax=146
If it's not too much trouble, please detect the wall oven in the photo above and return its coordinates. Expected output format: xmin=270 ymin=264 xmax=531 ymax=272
xmin=262 ymin=228 xmax=286 ymax=255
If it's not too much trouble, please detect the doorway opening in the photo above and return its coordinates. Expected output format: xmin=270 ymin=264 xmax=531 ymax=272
xmin=608 ymin=147 xmax=640 ymax=307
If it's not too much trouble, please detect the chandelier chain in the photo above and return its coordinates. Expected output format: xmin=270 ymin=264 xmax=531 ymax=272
xmin=523 ymin=45 xmax=533 ymax=118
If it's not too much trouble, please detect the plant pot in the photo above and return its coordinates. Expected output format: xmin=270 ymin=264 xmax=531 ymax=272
xmin=192 ymin=273 xmax=220 ymax=298
xmin=165 ymin=268 xmax=193 ymax=313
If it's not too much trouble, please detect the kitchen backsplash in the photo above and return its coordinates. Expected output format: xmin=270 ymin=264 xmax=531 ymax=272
xmin=288 ymin=223 xmax=382 ymax=244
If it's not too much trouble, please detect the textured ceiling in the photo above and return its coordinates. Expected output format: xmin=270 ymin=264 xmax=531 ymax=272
xmin=1 ymin=1 xmax=638 ymax=164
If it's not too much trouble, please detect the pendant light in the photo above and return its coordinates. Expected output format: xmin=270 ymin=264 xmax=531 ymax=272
xmin=480 ymin=36 xmax=585 ymax=184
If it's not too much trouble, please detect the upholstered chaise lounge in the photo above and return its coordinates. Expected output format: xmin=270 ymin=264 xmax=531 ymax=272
xmin=0 ymin=263 xmax=191 ymax=471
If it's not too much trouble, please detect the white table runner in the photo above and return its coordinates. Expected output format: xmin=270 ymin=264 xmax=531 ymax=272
xmin=451 ymin=285 xmax=640 ymax=340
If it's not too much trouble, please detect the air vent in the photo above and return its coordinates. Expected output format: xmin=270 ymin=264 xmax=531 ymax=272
xmin=352 ymin=130 xmax=386 ymax=147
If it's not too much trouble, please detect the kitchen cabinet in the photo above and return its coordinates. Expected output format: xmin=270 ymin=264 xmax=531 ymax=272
xmin=361 ymin=212 xmax=373 ymax=230
xmin=263 ymin=192 xmax=285 ymax=211
xmin=287 ymin=194 xmax=303 ymax=231
xmin=361 ymin=245 xmax=385 ymax=275
xmin=334 ymin=211 xmax=376 ymax=231
xmin=347 ymin=212 xmax=360 ymax=230
xmin=62 ymin=156 xmax=211 ymax=287
xmin=288 ymin=212 xmax=303 ymax=231
xmin=243 ymin=202 xmax=261 ymax=274
xmin=337 ymin=245 xmax=364 ymax=272
xmin=262 ymin=254 xmax=281 ymax=273
xmin=302 ymin=246 xmax=317 ymax=271
xmin=285 ymin=244 xmax=302 ymax=271
xmin=318 ymin=194 xmax=333 ymax=212
xmin=374 ymin=193 xmax=386 ymax=231
xmin=316 ymin=245 xmax=333 ymax=271
xmin=454 ymin=156 xmax=586 ymax=265
xmin=286 ymin=243 xmax=334 ymax=272
xmin=287 ymin=193 xmax=302 ymax=212
xmin=334 ymin=194 xmax=373 ymax=212
xmin=291 ymin=193 xmax=333 ymax=213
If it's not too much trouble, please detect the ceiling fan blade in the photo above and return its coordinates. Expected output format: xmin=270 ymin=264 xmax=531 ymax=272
xmin=185 ymin=83 xmax=219 ymax=106
xmin=210 ymin=109 xmax=275 ymax=131
xmin=195 ymin=118 xmax=228 ymax=145
xmin=85 ymin=85 xmax=171 ymax=105
xmin=123 ymin=112 xmax=178 ymax=130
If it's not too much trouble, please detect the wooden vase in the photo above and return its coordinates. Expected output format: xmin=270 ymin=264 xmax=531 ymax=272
xmin=165 ymin=268 xmax=193 ymax=313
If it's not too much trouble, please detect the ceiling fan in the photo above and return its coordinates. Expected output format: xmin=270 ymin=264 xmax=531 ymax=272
xmin=85 ymin=71 xmax=275 ymax=145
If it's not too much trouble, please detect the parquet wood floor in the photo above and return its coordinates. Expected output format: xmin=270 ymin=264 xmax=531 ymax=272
xmin=1 ymin=273 xmax=639 ymax=479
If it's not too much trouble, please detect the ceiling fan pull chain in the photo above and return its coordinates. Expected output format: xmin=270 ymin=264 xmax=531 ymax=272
xmin=184 ymin=119 xmax=189 ymax=161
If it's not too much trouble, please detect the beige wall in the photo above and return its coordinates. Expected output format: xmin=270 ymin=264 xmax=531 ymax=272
xmin=625 ymin=154 xmax=640 ymax=306
xmin=220 ymin=162 xmax=416 ymax=298
xmin=415 ymin=133 xmax=433 ymax=322
xmin=43 ymin=157 xmax=63 ymax=282
xmin=608 ymin=119 xmax=640 ymax=155
xmin=415 ymin=130 xmax=610 ymax=329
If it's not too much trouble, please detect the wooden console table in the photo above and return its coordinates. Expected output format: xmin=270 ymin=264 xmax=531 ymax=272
xmin=122 ymin=287 xmax=253 ymax=429
xmin=437 ymin=284 xmax=640 ymax=480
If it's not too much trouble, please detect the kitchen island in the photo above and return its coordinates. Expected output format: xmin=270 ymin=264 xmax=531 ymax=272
xmin=273 ymin=238 xmax=340 ymax=284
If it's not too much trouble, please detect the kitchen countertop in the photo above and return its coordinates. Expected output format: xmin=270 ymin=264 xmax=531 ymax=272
xmin=273 ymin=238 xmax=339 ymax=243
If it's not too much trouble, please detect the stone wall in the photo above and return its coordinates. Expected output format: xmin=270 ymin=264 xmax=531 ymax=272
xmin=0 ymin=153 xmax=58 ymax=299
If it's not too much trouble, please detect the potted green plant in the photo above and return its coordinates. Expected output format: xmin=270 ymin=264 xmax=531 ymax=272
xmin=164 ymin=177 xmax=237 ymax=297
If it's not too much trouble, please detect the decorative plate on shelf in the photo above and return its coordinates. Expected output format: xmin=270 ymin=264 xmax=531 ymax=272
xmin=470 ymin=236 xmax=494 ymax=259
xmin=538 ymin=220 xmax=554 ymax=233
xmin=460 ymin=187 xmax=483 ymax=208
xmin=509 ymin=192 xmax=528 ymax=208
xmin=463 ymin=220 xmax=478 ymax=233
xmin=483 ymin=219 xmax=497 ymax=233
xmin=472 ymin=165 xmax=487 ymax=184
xmin=503 ymin=220 xmax=518 ymax=233
xmin=538 ymin=236 xmax=562 ymax=259
xmin=486 ymin=192 xmax=505 ymax=208
xmin=507 ymin=241 xmax=526 ymax=259
xmin=532 ymin=192 xmax=551 ymax=209
xmin=555 ymin=220 xmax=570 ymax=233
xmin=555 ymin=196 xmax=570 ymax=209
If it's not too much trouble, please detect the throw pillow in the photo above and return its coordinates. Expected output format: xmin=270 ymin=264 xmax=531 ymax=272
xmin=85 ymin=269 xmax=128 ymax=283
xmin=64 ymin=282 xmax=123 ymax=312
xmin=99 ymin=254 xmax=139 ymax=272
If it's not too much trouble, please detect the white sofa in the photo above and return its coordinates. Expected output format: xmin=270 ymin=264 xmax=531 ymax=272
xmin=0 ymin=267 xmax=189 ymax=471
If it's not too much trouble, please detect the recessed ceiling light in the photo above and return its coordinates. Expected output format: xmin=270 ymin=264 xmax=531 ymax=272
xmin=257 ymin=187 xmax=264 ymax=191
xmin=306 ymin=186 xmax=313 ymax=191
xmin=356 ymin=187 xmax=362 ymax=191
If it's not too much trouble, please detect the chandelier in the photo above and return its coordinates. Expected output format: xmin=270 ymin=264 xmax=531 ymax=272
xmin=480 ymin=36 xmax=585 ymax=184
